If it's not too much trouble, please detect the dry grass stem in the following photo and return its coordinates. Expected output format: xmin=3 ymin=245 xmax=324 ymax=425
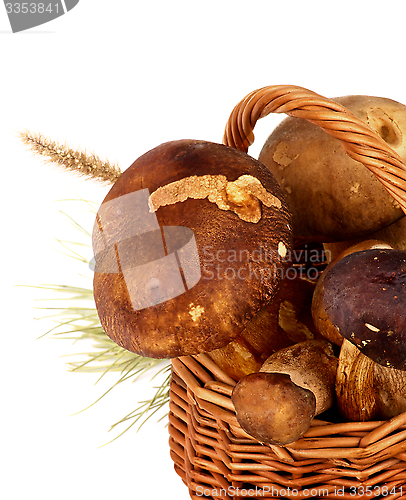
xmin=19 ymin=130 xmax=122 ymax=184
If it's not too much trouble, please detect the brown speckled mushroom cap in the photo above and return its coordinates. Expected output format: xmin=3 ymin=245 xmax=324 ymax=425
xmin=322 ymin=249 xmax=406 ymax=370
xmin=231 ymin=372 xmax=316 ymax=446
xmin=92 ymin=139 xmax=292 ymax=359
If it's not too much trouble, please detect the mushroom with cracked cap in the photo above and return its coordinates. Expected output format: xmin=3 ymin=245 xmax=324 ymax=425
xmin=92 ymin=139 xmax=292 ymax=359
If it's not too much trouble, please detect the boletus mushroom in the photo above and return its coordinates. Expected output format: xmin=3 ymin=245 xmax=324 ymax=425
xmin=312 ymin=244 xmax=406 ymax=421
xmin=92 ymin=139 xmax=292 ymax=359
xmin=313 ymin=243 xmax=406 ymax=421
xmin=231 ymin=340 xmax=337 ymax=445
xmin=312 ymin=240 xmax=394 ymax=347
xmin=321 ymin=248 xmax=406 ymax=370
xmin=231 ymin=372 xmax=316 ymax=446
xmin=258 ymin=95 xmax=406 ymax=242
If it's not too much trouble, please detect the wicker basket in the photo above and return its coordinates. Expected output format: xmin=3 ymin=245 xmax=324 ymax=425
xmin=168 ymin=85 xmax=406 ymax=499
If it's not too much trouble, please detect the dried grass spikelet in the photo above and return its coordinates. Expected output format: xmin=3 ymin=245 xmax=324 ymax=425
xmin=19 ymin=130 xmax=122 ymax=185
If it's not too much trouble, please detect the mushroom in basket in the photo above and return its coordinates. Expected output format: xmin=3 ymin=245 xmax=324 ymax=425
xmin=231 ymin=339 xmax=338 ymax=446
xmin=313 ymin=246 xmax=406 ymax=421
xmin=92 ymin=139 xmax=293 ymax=360
xmin=311 ymin=239 xmax=394 ymax=347
xmin=258 ymin=95 xmax=406 ymax=243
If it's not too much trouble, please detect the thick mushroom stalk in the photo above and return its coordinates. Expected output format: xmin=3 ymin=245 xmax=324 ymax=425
xmin=335 ymin=339 xmax=377 ymax=421
xmin=231 ymin=340 xmax=337 ymax=446
xmin=336 ymin=339 xmax=406 ymax=421
xmin=374 ymin=363 xmax=406 ymax=419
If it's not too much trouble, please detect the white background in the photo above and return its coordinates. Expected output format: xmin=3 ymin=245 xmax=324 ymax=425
xmin=1 ymin=2 xmax=406 ymax=499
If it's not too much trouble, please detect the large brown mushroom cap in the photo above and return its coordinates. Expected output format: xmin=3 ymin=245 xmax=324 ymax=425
xmin=258 ymin=95 xmax=406 ymax=241
xmin=231 ymin=372 xmax=316 ymax=446
xmin=322 ymin=248 xmax=406 ymax=370
xmin=93 ymin=139 xmax=292 ymax=358
xmin=312 ymin=240 xmax=394 ymax=346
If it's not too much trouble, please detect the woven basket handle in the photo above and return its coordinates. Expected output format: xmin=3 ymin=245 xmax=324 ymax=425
xmin=223 ymin=85 xmax=406 ymax=215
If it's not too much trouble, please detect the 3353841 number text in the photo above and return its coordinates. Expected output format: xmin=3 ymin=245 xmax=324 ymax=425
xmin=5 ymin=3 xmax=60 ymax=14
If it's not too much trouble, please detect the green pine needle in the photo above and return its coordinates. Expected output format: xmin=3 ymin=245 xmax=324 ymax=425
xmin=35 ymin=199 xmax=171 ymax=440
xmin=101 ymin=369 xmax=171 ymax=446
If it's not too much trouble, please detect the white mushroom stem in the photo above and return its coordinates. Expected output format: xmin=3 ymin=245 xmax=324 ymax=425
xmin=336 ymin=339 xmax=406 ymax=421
xmin=374 ymin=363 xmax=406 ymax=419
xmin=335 ymin=339 xmax=377 ymax=421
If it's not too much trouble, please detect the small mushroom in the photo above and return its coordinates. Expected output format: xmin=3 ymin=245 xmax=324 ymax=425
xmin=258 ymin=95 xmax=406 ymax=242
xmin=231 ymin=340 xmax=337 ymax=445
xmin=92 ymin=139 xmax=292 ymax=358
xmin=231 ymin=372 xmax=316 ymax=446
xmin=321 ymin=248 xmax=406 ymax=370
xmin=259 ymin=339 xmax=338 ymax=415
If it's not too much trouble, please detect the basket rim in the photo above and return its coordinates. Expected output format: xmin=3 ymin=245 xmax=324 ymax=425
xmin=171 ymin=355 xmax=406 ymax=459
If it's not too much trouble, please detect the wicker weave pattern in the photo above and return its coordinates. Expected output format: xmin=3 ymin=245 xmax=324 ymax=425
xmin=169 ymin=355 xmax=406 ymax=499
